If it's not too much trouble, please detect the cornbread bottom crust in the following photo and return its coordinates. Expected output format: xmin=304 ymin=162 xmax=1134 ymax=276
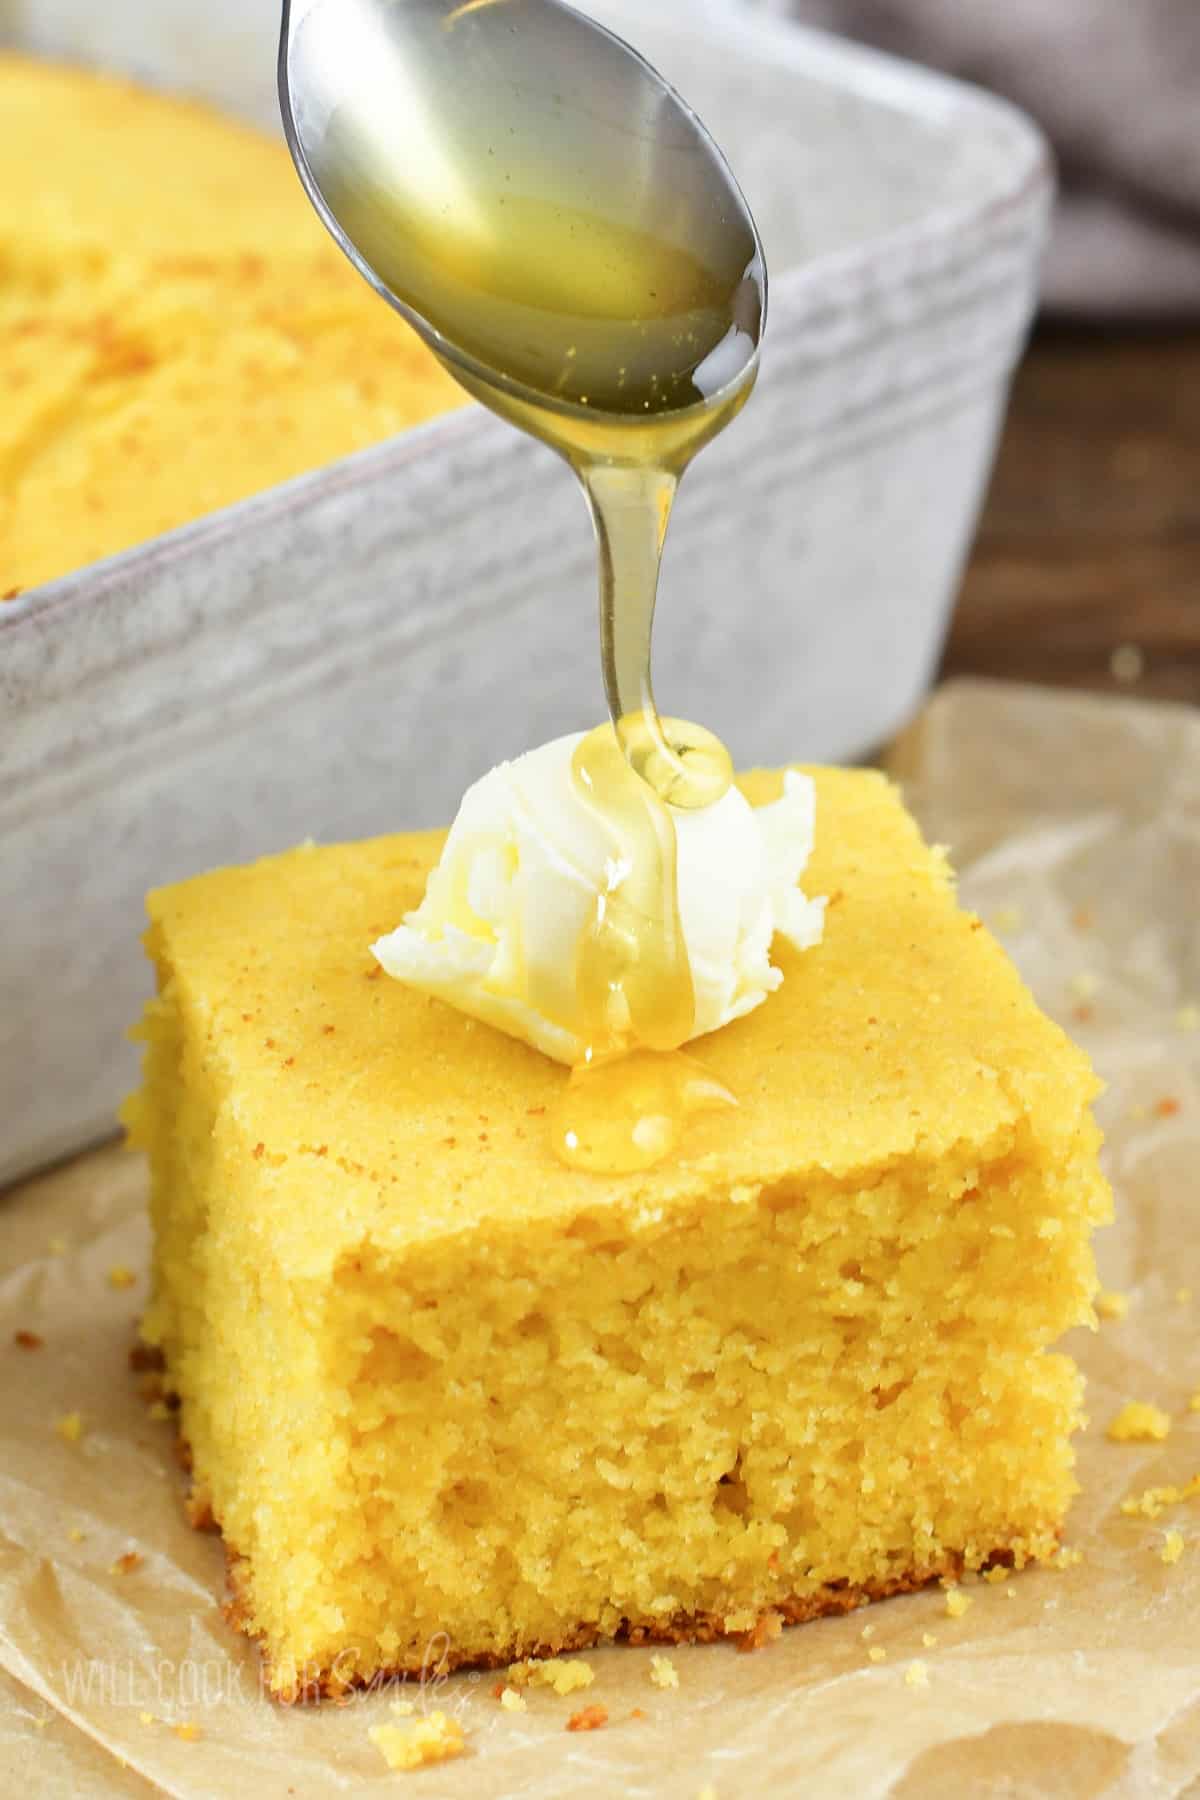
xmin=220 ymin=1541 xmax=1022 ymax=1704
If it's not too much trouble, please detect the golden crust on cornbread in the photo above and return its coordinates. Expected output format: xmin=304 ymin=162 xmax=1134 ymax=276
xmin=222 ymin=1540 xmax=970 ymax=1700
xmin=0 ymin=54 xmax=463 ymax=595
xmin=124 ymin=768 xmax=1110 ymax=1700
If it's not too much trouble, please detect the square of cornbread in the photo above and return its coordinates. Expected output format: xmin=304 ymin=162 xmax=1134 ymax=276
xmin=124 ymin=768 xmax=1110 ymax=1700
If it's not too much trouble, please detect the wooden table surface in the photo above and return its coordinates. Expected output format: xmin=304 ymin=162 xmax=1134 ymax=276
xmin=942 ymin=327 xmax=1200 ymax=708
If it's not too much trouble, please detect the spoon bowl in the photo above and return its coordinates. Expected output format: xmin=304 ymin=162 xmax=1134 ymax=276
xmin=279 ymin=0 xmax=766 ymax=424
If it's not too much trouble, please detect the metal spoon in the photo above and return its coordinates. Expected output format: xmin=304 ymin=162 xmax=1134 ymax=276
xmin=278 ymin=0 xmax=766 ymax=425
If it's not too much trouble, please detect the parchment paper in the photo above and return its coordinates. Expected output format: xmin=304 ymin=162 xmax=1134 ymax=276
xmin=2 ymin=677 xmax=1198 ymax=1799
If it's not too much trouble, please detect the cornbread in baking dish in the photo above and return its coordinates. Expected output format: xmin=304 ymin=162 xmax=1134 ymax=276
xmin=0 ymin=54 xmax=463 ymax=596
xmin=123 ymin=767 xmax=1110 ymax=1700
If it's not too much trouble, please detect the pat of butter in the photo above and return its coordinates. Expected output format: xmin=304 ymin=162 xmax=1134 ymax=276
xmin=372 ymin=733 xmax=824 ymax=1064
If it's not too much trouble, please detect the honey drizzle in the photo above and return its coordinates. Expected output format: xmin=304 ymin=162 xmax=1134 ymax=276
xmin=568 ymin=714 xmax=732 ymax=1059
xmin=302 ymin=1 xmax=766 ymax=1167
xmin=549 ymin=1049 xmax=736 ymax=1176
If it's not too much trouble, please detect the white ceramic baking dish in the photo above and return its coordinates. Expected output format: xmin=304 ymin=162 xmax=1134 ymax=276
xmin=0 ymin=0 xmax=1050 ymax=1184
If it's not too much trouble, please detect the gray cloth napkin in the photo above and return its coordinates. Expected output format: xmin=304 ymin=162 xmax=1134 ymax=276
xmin=750 ymin=0 xmax=1200 ymax=317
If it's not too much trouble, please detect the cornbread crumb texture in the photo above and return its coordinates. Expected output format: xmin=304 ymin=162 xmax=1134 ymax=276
xmin=1095 ymin=1289 xmax=1129 ymax=1321
xmin=369 ymin=1708 xmax=466 ymax=1771
xmin=499 ymin=1686 xmax=525 ymax=1713
xmin=944 ymin=1588 xmax=971 ymax=1618
xmin=0 ymin=54 xmax=463 ymax=594
xmin=904 ymin=1660 xmax=929 ymax=1688
xmin=54 ymin=1412 xmax=83 ymax=1443
xmin=1161 ymin=1532 xmax=1185 ymax=1566
xmin=127 ymin=767 xmax=1109 ymax=1696
xmin=1108 ymin=1403 xmax=1172 ymax=1443
xmin=649 ymin=1653 xmax=679 ymax=1689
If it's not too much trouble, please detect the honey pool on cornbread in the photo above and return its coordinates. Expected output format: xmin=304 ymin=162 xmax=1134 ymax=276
xmin=124 ymin=768 xmax=1110 ymax=1700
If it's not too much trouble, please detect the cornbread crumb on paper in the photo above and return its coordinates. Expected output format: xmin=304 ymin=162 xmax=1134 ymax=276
xmin=107 ymin=1264 xmax=137 ymax=1290
xmin=868 ymin=1647 xmax=887 ymax=1664
xmin=13 ymin=1329 xmax=43 ymax=1350
xmin=368 ymin=1709 xmax=466 ymax=1771
xmin=904 ymin=1660 xmax=929 ymax=1688
xmin=649 ymin=1653 xmax=679 ymax=1689
xmin=54 ymin=1412 xmax=83 ymax=1443
xmin=1161 ymin=1531 xmax=1185 ymax=1566
xmin=499 ymin=1686 xmax=525 ymax=1713
xmin=921 ymin=1632 xmax=937 ymax=1648
xmin=111 ymin=1551 xmax=143 ymax=1575
xmin=507 ymin=1657 xmax=594 ymax=1696
xmin=1108 ymin=1402 xmax=1171 ymax=1443
xmin=138 ymin=1712 xmax=154 ymax=1727
xmin=1095 ymin=1290 xmax=1130 ymax=1321
xmin=945 ymin=1588 xmax=971 ymax=1618
xmin=1120 ymin=1476 xmax=1200 ymax=1519
xmin=174 ymin=1722 xmax=201 ymax=1743
xmin=67 ymin=1527 xmax=85 ymax=1543
xmin=566 ymin=1703 xmax=608 ymax=1733
xmin=1190 ymin=1392 xmax=1200 ymax=1413
xmin=1176 ymin=1288 xmax=1193 ymax=1305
